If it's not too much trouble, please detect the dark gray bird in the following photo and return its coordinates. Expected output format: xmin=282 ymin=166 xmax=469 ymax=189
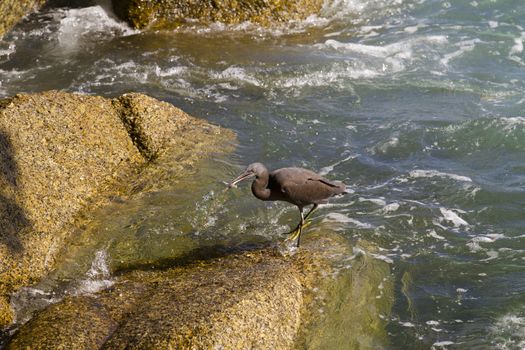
xmin=229 ymin=163 xmax=347 ymax=247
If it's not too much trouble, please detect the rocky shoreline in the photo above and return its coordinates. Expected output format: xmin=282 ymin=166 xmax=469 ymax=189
xmin=112 ymin=0 xmax=324 ymax=30
xmin=0 ymin=0 xmax=324 ymax=40
xmin=6 ymin=232 xmax=392 ymax=349
xmin=0 ymin=90 xmax=234 ymax=327
xmin=0 ymin=3 xmax=395 ymax=349
xmin=0 ymin=0 xmax=47 ymax=39
xmin=0 ymin=90 xmax=393 ymax=348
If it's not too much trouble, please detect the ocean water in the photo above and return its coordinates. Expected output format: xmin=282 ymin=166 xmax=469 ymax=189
xmin=1 ymin=0 xmax=525 ymax=348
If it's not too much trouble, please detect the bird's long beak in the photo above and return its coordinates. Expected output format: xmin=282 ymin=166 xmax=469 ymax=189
xmin=228 ymin=170 xmax=255 ymax=188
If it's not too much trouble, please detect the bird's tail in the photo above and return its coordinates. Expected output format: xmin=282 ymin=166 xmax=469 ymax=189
xmin=334 ymin=181 xmax=350 ymax=196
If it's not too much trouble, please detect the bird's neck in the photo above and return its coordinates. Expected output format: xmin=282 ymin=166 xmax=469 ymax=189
xmin=251 ymin=174 xmax=271 ymax=201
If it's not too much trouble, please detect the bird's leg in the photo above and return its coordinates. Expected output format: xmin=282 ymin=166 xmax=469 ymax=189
xmin=295 ymin=204 xmax=318 ymax=247
xmin=303 ymin=203 xmax=318 ymax=223
xmin=286 ymin=204 xmax=319 ymax=247
xmin=286 ymin=207 xmax=304 ymax=242
xmin=295 ymin=221 xmax=303 ymax=247
xmin=284 ymin=206 xmax=303 ymax=235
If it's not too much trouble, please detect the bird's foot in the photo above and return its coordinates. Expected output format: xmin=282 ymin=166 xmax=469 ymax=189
xmin=285 ymin=228 xmax=301 ymax=243
xmin=283 ymin=221 xmax=312 ymax=236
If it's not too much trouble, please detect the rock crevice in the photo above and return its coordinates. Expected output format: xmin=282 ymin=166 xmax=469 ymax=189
xmin=0 ymin=90 xmax=234 ymax=327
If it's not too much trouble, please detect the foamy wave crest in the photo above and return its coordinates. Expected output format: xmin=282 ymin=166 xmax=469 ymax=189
xmin=178 ymin=0 xmax=408 ymax=35
xmin=509 ymin=31 xmax=525 ymax=65
xmin=491 ymin=313 xmax=525 ymax=349
xmin=0 ymin=42 xmax=16 ymax=60
xmin=321 ymin=0 xmax=411 ymax=22
xmin=279 ymin=62 xmax=380 ymax=88
xmin=72 ymin=58 xmax=189 ymax=91
xmin=324 ymin=212 xmax=374 ymax=229
xmin=409 ymin=170 xmax=472 ymax=183
xmin=314 ymin=35 xmax=448 ymax=75
xmin=211 ymin=66 xmax=261 ymax=86
xmin=57 ymin=6 xmax=137 ymax=51
xmin=439 ymin=208 xmax=469 ymax=228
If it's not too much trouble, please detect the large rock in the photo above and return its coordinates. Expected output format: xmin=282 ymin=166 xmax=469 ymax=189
xmin=0 ymin=0 xmax=47 ymax=39
xmin=6 ymin=233 xmax=392 ymax=349
xmin=112 ymin=0 xmax=324 ymax=29
xmin=0 ymin=90 xmax=234 ymax=326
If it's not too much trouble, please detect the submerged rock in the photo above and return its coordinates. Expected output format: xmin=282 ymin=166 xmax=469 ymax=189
xmin=0 ymin=90 xmax=234 ymax=326
xmin=112 ymin=0 xmax=324 ymax=29
xmin=6 ymin=233 xmax=393 ymax=349
xmin=0 ymin=0 xmax=47 ymax=39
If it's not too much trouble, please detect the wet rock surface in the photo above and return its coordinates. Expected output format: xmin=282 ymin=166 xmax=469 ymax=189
xmin=6 ymin=233 xmax=393 ymax=349
xmin=0 ymin=0 xmax=47 ymax=39
xmin=112 ymin=0 xmax=324 ymax=30
xmin=0 ymin=90 xmax=234 ymax=327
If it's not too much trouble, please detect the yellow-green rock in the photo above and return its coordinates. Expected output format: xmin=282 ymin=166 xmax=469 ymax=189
xmin=112 ymin=0 xmax=324 ymax=29
xmin=0 ymin=90 xmax=234 ymax=327
xmin=6 ymin=232 xmax=393 ymax=349
xmin=0 ymin=0 xmax=47 ymax=39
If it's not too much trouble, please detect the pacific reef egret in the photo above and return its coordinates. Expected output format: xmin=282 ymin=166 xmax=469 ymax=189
xmin=228 ymin=163 xmax=347 ymax=247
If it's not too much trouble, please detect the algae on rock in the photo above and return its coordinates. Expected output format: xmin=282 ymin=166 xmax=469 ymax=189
xmin=6 ymin=232 xmax=393 ymax=349
xmin=112 ymin=0 xmax=324 ymax=29
xmin=0 ymin=0 xmax=47 ymax=39
xmin=0 ymin=90 xmax=234 ymax=327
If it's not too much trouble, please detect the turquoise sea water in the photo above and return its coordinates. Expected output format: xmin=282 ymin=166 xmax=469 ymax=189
xmin=1 ymin=1 xmax=525 ymax=348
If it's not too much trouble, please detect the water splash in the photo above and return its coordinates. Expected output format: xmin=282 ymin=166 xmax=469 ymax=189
xmin=57 ymin=6 xmax=136 ymax=52
xmin=74 ymin=249 xmax=113 ymax=295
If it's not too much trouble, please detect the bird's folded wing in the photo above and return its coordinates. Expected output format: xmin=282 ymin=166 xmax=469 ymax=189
xmin=308 ymin=177 xmax=341 ymax=188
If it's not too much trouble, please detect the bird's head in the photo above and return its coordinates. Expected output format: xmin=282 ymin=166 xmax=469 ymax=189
xmin=228 ymin=163 xmax=266 ymax=188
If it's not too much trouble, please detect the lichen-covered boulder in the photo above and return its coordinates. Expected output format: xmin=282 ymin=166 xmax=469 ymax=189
xmin=0 ymin=90 xmax=234 ymax=326
xmin=0 ymin=0 xmax=47 ymax=39
xmin=112 ymin=0 xmax=324 ymax=29
xmin=6 ymin=233 xmax=393 ymax=349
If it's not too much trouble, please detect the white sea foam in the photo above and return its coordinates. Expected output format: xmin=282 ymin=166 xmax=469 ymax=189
xmin=370 ymin=253 xmax=394 ymax=264
xmin=75 ymin=249 xmax=113 ymax=295
xmin=509 ymin=32 xmax=525 ymax=60
xmin=370 ymin=137 xmax=400 ymax=154
xmin=73 ymin=58 xmax=191 ymax=95
xmin=431 ymin=341 xmax=454 ymax=349
xmin=321 ymin=0 xmax=409 ymax=22
xmin=481 ymin=250 xmax=499 ymax=261
xmin=491 ymin=313 xmax=525 ymax=349
xmin=441 ymin=38 xmax=480 ymax=66
xmin=358 ymin=197 xmax=387 ymax=206
xmin=57 ymin=6 xmax=136 ymax=51
xmin=318 ymin=154 xmax=356 ymax=176
xmin=428 ymin=229 xmax=446 ymax=240
xmin=500 ymin=116 xmax=525 ymax=131
xmin=471 ymin=234 xmax=505 ymax=243
xmin=0 ymin=43 xmax=16 ymax=58
xmin=466 ymin=241 xmax=483 ymax=253
xmin=275 ymin=62 xmax=380 ymax=90
xmin=383 ymin=202 xmax=400 ymax=213
xmin=315 ymin=35 xmax=448 ymax=76
xmin=211 ymin=66 xmax=261 ymax=86
xmin=404 ymin=25 xmax=419 ymax=34
xmin=488 ymin=21 xmax=499 ymax=29
xmin=324 ymin=213 xmax=373 ymax=229
xmin=409 ymin=169 xmax=472 ymax=182
xmin=439 ymin=208 xmax=469 ymax=228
